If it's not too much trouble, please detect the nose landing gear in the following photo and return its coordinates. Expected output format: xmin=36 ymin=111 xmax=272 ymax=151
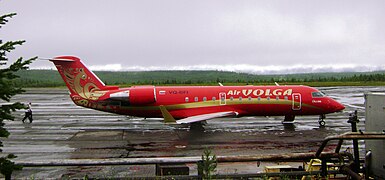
xmin=318 ymin=114 xmax=326 ymax=127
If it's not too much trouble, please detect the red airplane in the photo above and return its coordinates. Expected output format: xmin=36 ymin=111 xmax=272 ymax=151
xmin=49 ymin=56 xmax=345 ymax=128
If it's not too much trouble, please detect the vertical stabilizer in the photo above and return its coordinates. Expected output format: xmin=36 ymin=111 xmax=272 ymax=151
xmin=50 ymin=56 xmax=107 ymax=101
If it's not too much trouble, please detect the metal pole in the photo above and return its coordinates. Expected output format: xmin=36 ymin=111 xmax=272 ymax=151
xmin=365 ymin=150 xmax=372 ymax=180
xmin=348 ymin=110 xmax=360 ymax=173
xmin=321 ymin=158 xmax=328 ymax=177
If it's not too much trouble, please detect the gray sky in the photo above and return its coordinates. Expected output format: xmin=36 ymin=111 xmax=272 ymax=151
xmin=1 ymin=0 xmax=385 ymax=74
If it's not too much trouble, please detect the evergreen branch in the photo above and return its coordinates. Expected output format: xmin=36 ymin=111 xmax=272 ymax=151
xmin=0 ymin=40 xmax=25 ymax=63
xmin=0 ymin=13 xmax=16 ymax=28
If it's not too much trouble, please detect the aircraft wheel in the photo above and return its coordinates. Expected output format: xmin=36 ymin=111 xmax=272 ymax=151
xmin=190 ymin=122 xmax=205 ymax=132
xmin=284 ymin=115 xmax=295 ymax=122
xmin=283 ymin=115 xmax=295 ymax=125
xmin=319 ymin=120 xmax=326 ymax=127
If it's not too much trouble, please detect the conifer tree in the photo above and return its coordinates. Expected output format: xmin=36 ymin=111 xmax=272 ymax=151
xmin=0 ymin=13 xmax=36 ymax=180
xmin=197 ymin=148 xmax=217 ymax=179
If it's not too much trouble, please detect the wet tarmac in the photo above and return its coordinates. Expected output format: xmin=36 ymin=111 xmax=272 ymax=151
xmin=2 ymin=86 xmax=385 ymax=178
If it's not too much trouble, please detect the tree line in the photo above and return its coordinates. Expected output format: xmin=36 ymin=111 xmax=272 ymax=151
xmin=12 ymin=69 xmax=385 ymax=87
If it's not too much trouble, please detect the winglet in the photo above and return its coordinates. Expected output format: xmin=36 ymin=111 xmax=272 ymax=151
xmin=159 ymin=105 xmax=176 ymax=123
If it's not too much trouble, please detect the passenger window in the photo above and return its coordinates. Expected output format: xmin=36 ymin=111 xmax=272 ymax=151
xmin=185 ymin=97 xmax=189 ymax=102
xmin=267 ymin=97 xmax=270 ymax=101
xmin=248 ymin=96 xmax=252 ymax=101
xmin=258 ymin=97 xmax=261 ymax=101
xmin=239 ymin=97 xmax=242 ymax=101
xmin=276 ymin=97 xmax=279 ymax=101
xmin=194 ymin=97 xmax=198 ymax=102
xmin=230 ymin=96 xmax=234 ymax=101
xmin=284 ymin=96 xmax=288 ymax=100
xmin=212 ymin=97 xmax=216 ymax=101
xmin=203 ymin=97 xmax=207 ymax=102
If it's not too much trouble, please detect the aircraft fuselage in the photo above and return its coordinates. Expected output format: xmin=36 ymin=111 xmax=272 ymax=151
xmin=72 ymin=85 xmax=344 ymax=119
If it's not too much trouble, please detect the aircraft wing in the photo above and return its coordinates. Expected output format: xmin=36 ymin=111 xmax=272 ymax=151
xmin=176 ymin=111 xmax=237 ymax=124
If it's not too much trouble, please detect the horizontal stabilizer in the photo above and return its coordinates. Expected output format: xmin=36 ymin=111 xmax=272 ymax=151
xmin=176 ymin=111 xmax=237 ymax=124
xmin=48 ymin=58 xmax=76 ymax=62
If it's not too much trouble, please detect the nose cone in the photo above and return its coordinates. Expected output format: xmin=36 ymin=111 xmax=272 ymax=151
xmin=331 ymin=99 xmax=345 ymax=112
xmin=335 ymin=102 xmax=345 ymax=112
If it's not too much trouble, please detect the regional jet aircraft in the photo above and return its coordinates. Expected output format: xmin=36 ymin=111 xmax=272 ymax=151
xmin=49 ymin=56 xmax=345 ymax=128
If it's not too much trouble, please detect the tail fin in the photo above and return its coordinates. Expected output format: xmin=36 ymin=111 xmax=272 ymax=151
xmin=50 ymin=56 xmax=108 ymax=100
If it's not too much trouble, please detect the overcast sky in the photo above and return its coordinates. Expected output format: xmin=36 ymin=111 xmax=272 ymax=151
xmin=1 ymin=0 xmax=385 ymax=74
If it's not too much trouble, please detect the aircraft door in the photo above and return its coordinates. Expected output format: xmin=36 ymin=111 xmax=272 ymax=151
xmin=219 ymin=92 xmax=226 ymax=105
xmin=292 ymin=93 xmax=301 ymax=110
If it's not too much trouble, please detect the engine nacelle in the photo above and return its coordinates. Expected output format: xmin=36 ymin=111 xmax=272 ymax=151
xmin=109 ymin=86 xmax=156 ymax=105
xmin=129 ymin=86 xmax=156 ymax=105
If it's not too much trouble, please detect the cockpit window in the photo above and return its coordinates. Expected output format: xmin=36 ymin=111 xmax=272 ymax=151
xmin=312 ymin=91 xmax=325 ymax=98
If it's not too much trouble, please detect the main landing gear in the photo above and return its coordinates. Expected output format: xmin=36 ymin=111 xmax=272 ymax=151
xmin=318 ymin=114 xmax=326 ymax=127
xmin=189 ymin=121 xmax=206 ymax=132
xmin=282 ymin=115 xmax=296 ymax=131
xmin=282 ymin=115 xmax=295 ymax=124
